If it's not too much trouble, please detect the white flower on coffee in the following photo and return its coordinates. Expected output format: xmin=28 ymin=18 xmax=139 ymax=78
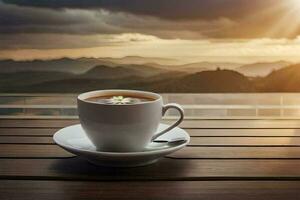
xmin=107 ymin=96 xmax=136 ymax=104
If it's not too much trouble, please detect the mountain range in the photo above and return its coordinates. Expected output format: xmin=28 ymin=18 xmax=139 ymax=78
xmin=0 ymin=57 xmax=299 ymax=93
xmin=98 ymin=56 xmax=180 ymax=66
xmin=0 ymin=57 xmax=290 ymax=75
xmin=236 ymin=61 xmax=291 ymax=77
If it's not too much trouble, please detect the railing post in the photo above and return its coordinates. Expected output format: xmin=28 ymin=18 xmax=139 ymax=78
xmin=280 ymin=95 xmax=283 ymax=117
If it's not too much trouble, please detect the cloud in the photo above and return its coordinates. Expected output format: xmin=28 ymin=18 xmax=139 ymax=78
xmin=1 ymin=0 xmax=300 ymax=52
xmin=0 ymin=33 xmax=161 ymax=49
xmin=0 ymin=1 xmax=240 ymax=41
xmin=2 ymin=37 xmax=300 ymax=64
xmin=0 ymin=2 xmax=125 ymax=34
xmin=0 ymin=0 xmax=295 ymax=39
xmin=2 ymin=0 xmax=281 ymax=20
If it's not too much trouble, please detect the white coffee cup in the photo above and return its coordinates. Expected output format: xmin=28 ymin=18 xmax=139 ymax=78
xmin=77 ymin=90 xmax=184 ymax=152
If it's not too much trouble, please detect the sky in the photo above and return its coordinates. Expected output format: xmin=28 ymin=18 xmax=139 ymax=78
xmin=1 ymin=0 xmax=300 ymax=63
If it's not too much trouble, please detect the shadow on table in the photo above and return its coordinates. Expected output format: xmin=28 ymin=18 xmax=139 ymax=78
xmin=51 ymin=156 xmax=193 ymax=181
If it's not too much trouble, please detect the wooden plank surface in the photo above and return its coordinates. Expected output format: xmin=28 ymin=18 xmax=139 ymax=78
xmin=2 ymin=158 xmax=300 ymax=180
xmin=3 ymin=127 xmax=300 ymax=137
xmin=187 ymin=129 xmax=300 ymax=137
xmin=1 ymin=180 xmax=300 ymax=200
xmin=3 ymin=136 xmax=300 ymax=147
xmin=189 ymin=137 xmax=300 ymax=146
xmin=3 ymin=144 xmax=300 ymax=159
xmin=0 ymin=119 xmax=78 ymax=128
xmin=3 ymin=117 xmax=300 ymax=199
xmin=2 ymin=119 xmax=300 ymax=128
xmin=169 ymin=147 xmax=300 ymax=159
xmin=0 ymin=144 xmax=74 ymax=158
xmin=0 ymin=136 xmax=54 ymax=144
xmin=0 ymin=128 xmax=59 ymax=136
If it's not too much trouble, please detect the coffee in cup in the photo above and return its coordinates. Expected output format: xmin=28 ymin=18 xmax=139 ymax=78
xmin=85 ymin=94 xmax=155 ymax=105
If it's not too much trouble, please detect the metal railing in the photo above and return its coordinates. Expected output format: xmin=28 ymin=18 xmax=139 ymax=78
xmin=1 ymin=93 xmax=300 ymax=119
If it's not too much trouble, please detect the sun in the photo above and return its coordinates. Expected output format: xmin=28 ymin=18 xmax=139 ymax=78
xmin=289 ymin=0 xmax=300 ymax=9
xmin=266 ymin=0 xmax=300 ymax=38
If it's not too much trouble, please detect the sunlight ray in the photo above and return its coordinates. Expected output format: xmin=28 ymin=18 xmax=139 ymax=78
xmin=267 ymin=1 xmax=300 ymax=38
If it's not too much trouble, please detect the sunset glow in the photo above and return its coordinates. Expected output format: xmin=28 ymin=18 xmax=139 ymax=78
xmin=1 ymin=0 xmax=300 ymax=63
xmin=290 ymin=0 xmax=300 ymax=9
xmin=2 ymin=0 xmax=300 ymax=94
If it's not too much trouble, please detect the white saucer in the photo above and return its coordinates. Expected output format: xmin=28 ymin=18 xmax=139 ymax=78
xmin=53 ymin=123 xmax=190 ymax=167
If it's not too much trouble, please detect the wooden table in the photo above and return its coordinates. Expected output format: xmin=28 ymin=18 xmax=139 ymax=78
xmin=2 ymin=118 xmax=300 ymax=200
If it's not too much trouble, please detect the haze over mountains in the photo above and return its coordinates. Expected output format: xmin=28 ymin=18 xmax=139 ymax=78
xmin=0 ymin=56 xmax=299 ymax=93
xmin=236 ymin=61 xmax=291 ymax=77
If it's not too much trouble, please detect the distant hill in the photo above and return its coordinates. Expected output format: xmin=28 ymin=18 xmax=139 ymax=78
xmin=7 ymin=71 xmax=187 ymax=93
xmin=124 ymin=69 xmax=255 ymax=93
xmin=99 ymin=56 xmax=179 ymax=65
xmin=0 ymin=58 xmax=101 ymax=74
xmin=0 ymin=71 xmax=74 ymax=92
xmin=81 ymin=65 xmax=141 ymax=79
xmin=121 ymin=64 xmax=171 ymax=77
xmin=7 ymin=77 xmax=142 ymax=93
xmin=0 ymin=63 xmax=173 ymax=92
xmin=174 ymin=62 xmax=242 ymax=73
xmin=236 ymin=61 xmax=290 ymax=77
xmin=2 ymin=57 xmax=300 ymax=93
xmin=81 ymin=64 xmax=170 ymax=79
xmin=0 ymin=57 xmax=175 ymax=75
xmin=255 ymin=63 xmax=300 ymax=92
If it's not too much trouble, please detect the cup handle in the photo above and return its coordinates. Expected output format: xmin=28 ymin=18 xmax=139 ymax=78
xmin=151 ymin=103 xmax=184 ymax=141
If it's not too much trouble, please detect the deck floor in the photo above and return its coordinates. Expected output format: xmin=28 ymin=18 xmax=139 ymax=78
xmin=1 ymin=118 xmax=300 ymax=199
